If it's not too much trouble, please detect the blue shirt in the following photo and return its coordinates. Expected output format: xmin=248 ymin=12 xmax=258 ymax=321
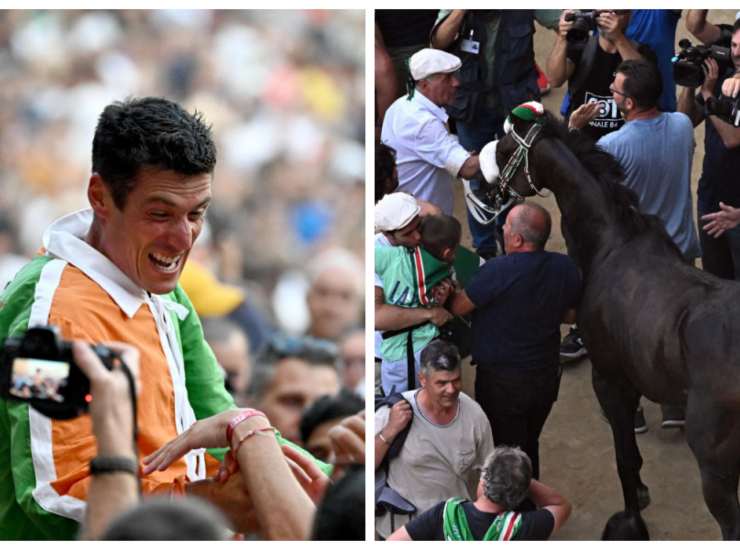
xmin=598 ymin=112 xmax=700 ymax=260
xmin=466 ymin=251 xmax=581 ymax=369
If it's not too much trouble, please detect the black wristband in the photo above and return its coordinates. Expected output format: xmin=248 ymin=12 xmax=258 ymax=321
xmin=90 ymin=456 xmax=139 ymax=477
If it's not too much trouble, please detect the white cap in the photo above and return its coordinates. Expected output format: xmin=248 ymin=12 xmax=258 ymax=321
xmin=409 ymin=48 xmax=461 ymax=81
xmin=479 ymin=140 xmax=500 ymax=184
xmin=375 ymin=193 xmax=421 ymax=232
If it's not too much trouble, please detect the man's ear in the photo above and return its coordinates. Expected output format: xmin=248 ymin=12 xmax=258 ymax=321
xmin=442 ymin=247 xmax=454 ymax=263
xmin=87 ymin=174 xmax=112 ymax=220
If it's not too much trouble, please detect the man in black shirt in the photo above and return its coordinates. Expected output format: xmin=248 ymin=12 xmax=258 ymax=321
xmin=387 ymin=446 xmax=571 ymax=540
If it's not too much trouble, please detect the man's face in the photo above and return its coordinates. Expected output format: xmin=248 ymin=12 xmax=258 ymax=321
xmin=339 ymin=331 xmax=365 ymax=391
xmin=212 ymin=331 xmax=251 ymax=396
xmin=732 ymin=29 xmax=740 ymax=69
xmin=420 ymin=367 xmax=462 ymax=409
xmin=388 ymin=215 xmax=422 ymax=248
xmin=307 ymin=268 xmax=362 ymax=341
xmin=610 ymin=72 xmax=631 ymax=116
xmin=305 ymin=417 xmax=344 ymax=463
xmin=422 ymin=72 xmax=460 ymax=106
xmin=92 ymin=167 xmax=211 ymax=294
xmin=258 ymin=358 xmax=339 ymax=444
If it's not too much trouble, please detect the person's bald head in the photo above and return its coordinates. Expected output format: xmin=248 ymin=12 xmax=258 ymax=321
xmin=504 ymin=203 xmax=551 ymax=253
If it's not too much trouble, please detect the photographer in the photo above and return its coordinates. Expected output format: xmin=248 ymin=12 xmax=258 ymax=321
xmin=678 ymin=18 xmax=740 ymax=280
xmin=546 ymin=9 xmax=647 ymax=142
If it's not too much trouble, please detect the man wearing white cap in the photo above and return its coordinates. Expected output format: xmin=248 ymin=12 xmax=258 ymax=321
xmin=375 ymin=192 xmax=450 ymax=394
xmin=380 ymin=48 xmax=481 ymax=217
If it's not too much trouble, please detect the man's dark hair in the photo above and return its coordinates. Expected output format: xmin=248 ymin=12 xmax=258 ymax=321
xmin=376 ymin=142 xmax=398 ymax=203
xmin=481 ymin=447 xmax=532 ymax=510
xmin=312 ymin=465 xmax=364 ymax=540
xmin=299 ymin=389 xmax=364 ymax=443
xmin=247 ymin=333 xmax=338 ymax=400
xmin=734 ymin=17 xmax=740 ymax=34
xmin=102 ymin=497 xmax=229 ymax=540
xmin=617 ymin=58 xmax=663 ymax=110
xmin=511 ymin=202 xmax=551 ymax=250
xmin=92 ymin=96 xmax=217 ymax=209
xmin=419 ymin=339 xmax=460 ymax=374
xmin=420 ymin=214 xmax=461 ymax=260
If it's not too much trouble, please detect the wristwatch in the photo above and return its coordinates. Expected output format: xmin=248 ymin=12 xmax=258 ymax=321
xmin=89 ymin=456 xmax=139 ymax=477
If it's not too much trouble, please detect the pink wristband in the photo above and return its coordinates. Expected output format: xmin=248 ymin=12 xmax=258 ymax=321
xmin=226 ymin=409 xmax=267 ymax=447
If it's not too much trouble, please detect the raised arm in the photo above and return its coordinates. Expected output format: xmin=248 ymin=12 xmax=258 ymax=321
xmin=431 ymin=10 xmax=466 ymax=50
xmin=546 ymin=10 xmax=576 ymax=88
xmin=686 ymin=10 xmax=722 ymax=45
xmin=528 ymin=479 xmax=572 ymax=534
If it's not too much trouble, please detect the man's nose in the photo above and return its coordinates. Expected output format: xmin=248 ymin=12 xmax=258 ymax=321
xmin=451 ymin=76 xmax=460 ymax=88
xmin=170 ymin=217 xmax=195 ymax=250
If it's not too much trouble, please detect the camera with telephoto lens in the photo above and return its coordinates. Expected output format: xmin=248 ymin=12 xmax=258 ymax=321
xmin=563 ymin=10 xmax=599 ymax=45
xmin=672 ymin=39 xmax=731 ymax=88
xmin=0 ymin=326 xmax=120 ymax=420
xmin=707 ymin=94 xmax=740 ymax=128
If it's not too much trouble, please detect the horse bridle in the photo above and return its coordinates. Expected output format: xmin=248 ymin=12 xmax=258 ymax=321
xmin=497 ymin=121 xmax=548 ymax=199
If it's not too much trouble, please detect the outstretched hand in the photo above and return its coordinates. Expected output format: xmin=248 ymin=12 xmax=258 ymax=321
xmin=701 ymin=201 xmax=740 ymax=238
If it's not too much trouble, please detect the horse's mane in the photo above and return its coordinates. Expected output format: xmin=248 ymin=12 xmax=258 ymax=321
xmin=536 ymin=112 xmax=672 ymax=242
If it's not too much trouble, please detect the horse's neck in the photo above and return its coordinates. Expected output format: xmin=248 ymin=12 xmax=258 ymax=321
xmin=534 ymin=139 xmax=623 ymax=272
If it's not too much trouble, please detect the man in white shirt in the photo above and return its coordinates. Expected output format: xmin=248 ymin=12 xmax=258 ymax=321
xmin=381 ymin=49 xmax=480 ymax=215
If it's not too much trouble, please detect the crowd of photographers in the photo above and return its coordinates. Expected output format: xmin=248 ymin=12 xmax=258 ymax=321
xmin=374 ymin=8 xmax=740 ymax=541
xmin=0 ymin=10 xmax=364 ymax=541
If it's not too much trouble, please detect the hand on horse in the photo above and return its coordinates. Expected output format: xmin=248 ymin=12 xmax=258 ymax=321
xmin=568 ymin=102 xmax=601 ymax=130
xmin=384 ymin=399 xmax=413 ymax=440
xmin=701 ymin=201 xmax=740 ymax=237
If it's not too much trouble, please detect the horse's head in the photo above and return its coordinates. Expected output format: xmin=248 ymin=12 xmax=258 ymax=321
xmin=468 ymin=102 xmax=548 ymax=225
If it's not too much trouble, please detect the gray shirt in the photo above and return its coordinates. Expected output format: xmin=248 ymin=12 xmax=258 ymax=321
xmin=375 ymin=388 xmax=494 ymax=538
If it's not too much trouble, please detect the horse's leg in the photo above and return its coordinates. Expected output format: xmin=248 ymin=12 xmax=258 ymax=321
xmin=685 ymin=393 xmax=740 ymax=540
xmin=592 ymin=367 xmax=649 ymax=512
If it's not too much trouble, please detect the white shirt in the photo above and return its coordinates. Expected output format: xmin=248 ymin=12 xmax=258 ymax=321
xmin=381 ymin=91 xmax=470 ymax=215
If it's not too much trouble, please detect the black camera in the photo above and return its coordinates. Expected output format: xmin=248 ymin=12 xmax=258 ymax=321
xmin=0 ymin=326 xmax=119 ymax=420
xmin=672 ymin=39 xmax=731 ymax=88
xmin=707 ymin=94 xmax=740 ymax=128
xmin=564 ymin=10 xmax=599 ymax=45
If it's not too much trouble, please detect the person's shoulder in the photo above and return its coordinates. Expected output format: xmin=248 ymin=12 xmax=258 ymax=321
xmin=546 ymin=251 xmax=579 ymax=272
xmin=459 ymin=392 xmax=489 ymax=421
xmin=665 ymin=111 xmax=694 ymax=132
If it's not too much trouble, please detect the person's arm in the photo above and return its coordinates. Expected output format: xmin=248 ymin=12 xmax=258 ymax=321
xmin=722 ymin=74 xmax=740 ymax=99
xmin=528 ymin=479 xmax=572 ymax=534
xmin=430 ymin=10 xmax=466 ymax=50
xmin=567 ymin=102 xmax=601 ymax=130
xmin=597 ymin=11 xmax=641 ymax=61
xmin=374 ymin=400 xmax=412 ymax=470
xmin=375 ymin=286 xmax=452 ymax=331
xmin=78 ymin=342 xmax=141 ymax=540
xmin=686 ymin=10 xmax=721 ymax=45
xmin=376 ymin=23 xmax=400 ymax=125
xmin=702 ymin=202 xmax=740 ymax=237
xmin=448 ymin=289 xmax=476 ymax=316
xmin=546 ymin=10 xmax=576 ymax=88
xmin=700 ymin=59 xmax=740 ymax=149
xmin=677 ymin=85 xmax=704 ymax=127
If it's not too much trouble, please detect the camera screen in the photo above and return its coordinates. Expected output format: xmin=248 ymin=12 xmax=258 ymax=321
xmin=9 ymin=358 xmax=69 ymax=402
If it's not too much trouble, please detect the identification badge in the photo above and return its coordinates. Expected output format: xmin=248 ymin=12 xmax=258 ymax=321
xmin=460 ymin=38 xmax=480 ymax=54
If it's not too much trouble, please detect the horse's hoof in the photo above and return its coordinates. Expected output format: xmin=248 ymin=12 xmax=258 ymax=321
xmin=637 ymin=485 xmax=651 ymax=510
xmin=602 ymin=511 xmax=650 ymax=540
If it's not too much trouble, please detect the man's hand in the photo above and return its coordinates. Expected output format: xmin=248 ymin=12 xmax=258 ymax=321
xmin=427 ymin=306 xmax=453 ymax=327
xmin=722 ymin=74 xmax=740 ymax=99
xmin=701 ymin=58 xmax=720 ymax=100
xmin=597 ymin=11 xmax=623 ymax=42
xmin=568 ymin=102 xmax=601 ymax=130
xmin=430 ymin=278 xmax=455 ymax=305
xmin=188 ymin=474 xmax=259 ymax=534
xmin=701 ymin=201 xmax=740 ymax=237
xmin=143 ymin=408 xmax=245 ymax=473
xmin=382 ymin=400 xmax=412 ymax=440
xmin=281 ymin=444 xmax=331 ymax=504
xmin=72 ymin=341 xmax=140 ymax=457
xmin=328 ymin=411 xmax=365 ymax=467
xmin=557 ymin=10 xmax=575 ymax=40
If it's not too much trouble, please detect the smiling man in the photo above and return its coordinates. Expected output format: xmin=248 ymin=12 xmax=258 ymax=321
xmin=0 ymin=97 xmax=250 ymax=539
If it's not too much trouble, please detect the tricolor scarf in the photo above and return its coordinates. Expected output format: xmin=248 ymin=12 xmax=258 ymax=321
xmin=412 ymin=247 xmax=452 ymax=306
xmin=442 ymin=498 xmax=522 ymax=541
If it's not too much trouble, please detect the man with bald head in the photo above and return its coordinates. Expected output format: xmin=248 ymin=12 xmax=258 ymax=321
xmin=449 ymin=202 xmax=581 ymax=479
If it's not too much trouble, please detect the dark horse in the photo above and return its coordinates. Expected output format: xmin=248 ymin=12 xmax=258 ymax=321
xmin=491 ymin=111 xmax=740 ymax=539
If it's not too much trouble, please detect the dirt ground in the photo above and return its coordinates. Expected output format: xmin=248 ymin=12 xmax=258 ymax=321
xmin=449 ymin=10 xmax=739 ymax=540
